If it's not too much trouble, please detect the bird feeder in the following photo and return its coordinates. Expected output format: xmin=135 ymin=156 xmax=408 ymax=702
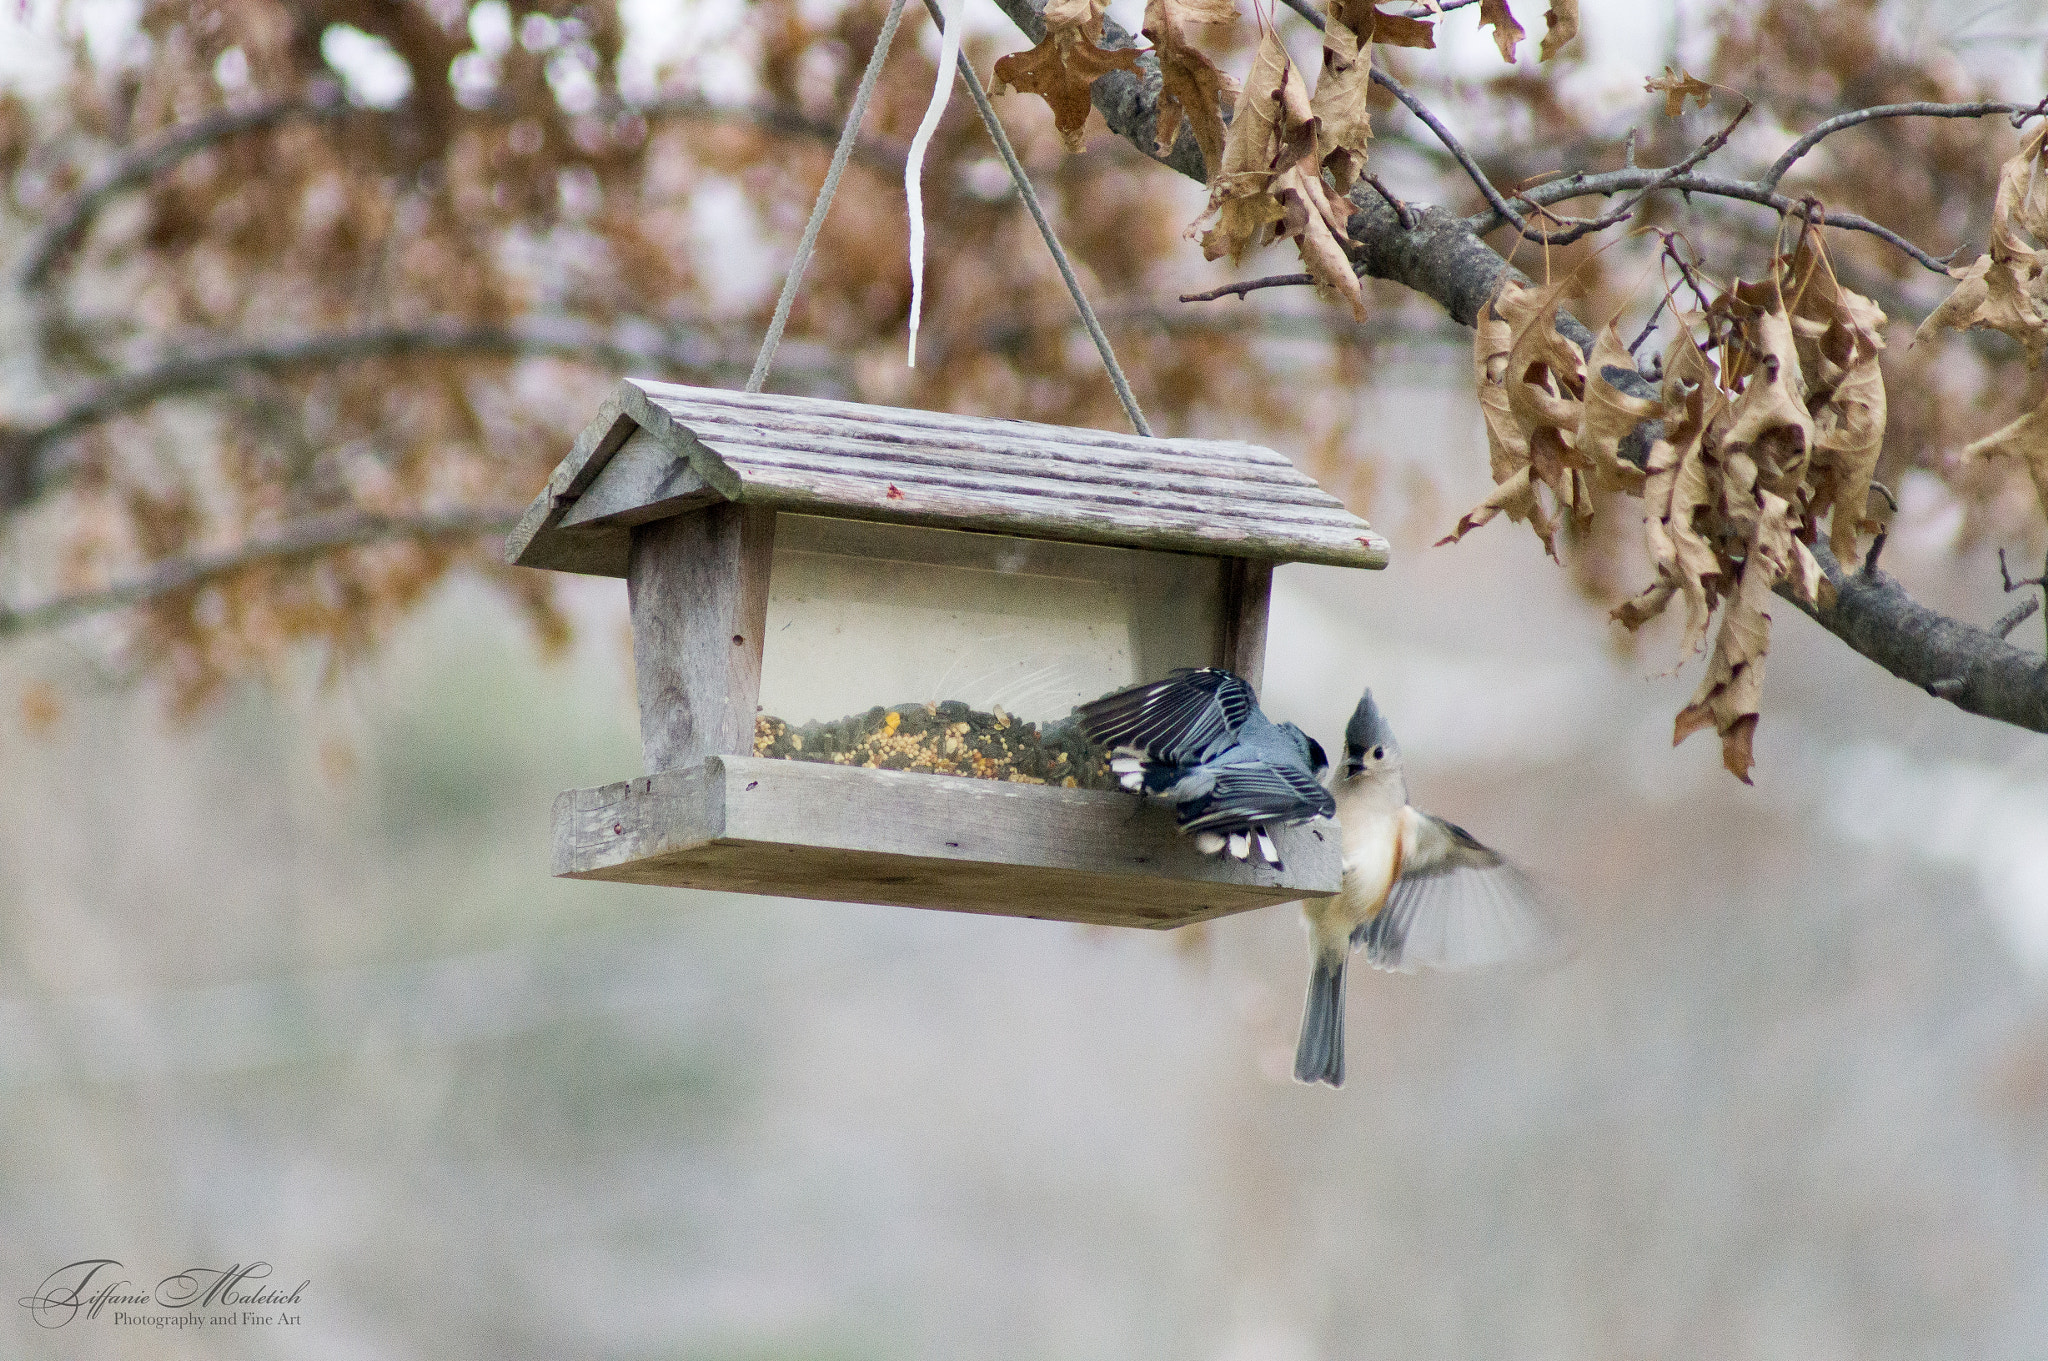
xmin=508 ymin=380 xmax=1389 ymax=929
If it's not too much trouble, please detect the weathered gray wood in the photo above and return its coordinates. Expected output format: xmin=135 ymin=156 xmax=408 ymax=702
xmin=510 ymin=380 xmax=1391 ymax=576
xmin=627 ymin=506 xmax=775 ymax=771
xmin=1222 ymin=558 xmax=1273 ymax=692
xmin=504 ymin=393 xmax=637 ymax=571
xmin=553 ymin=756 xmax=1341 ymax=928
xmin=559 ymin=426 xmax=719 ymax=529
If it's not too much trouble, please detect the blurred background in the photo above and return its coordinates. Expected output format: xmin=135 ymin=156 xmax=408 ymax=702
xmin=4 ymin=0 xmax=2048 ymax=1357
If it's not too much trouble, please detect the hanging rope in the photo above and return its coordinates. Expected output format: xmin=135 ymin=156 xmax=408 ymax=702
xmin=919 ymin=0 xmax=1151 ymax=436
xmin=747 ymin=0 xmax=910 ymax=394
xmin=749 ymin=0 xmax=1152 ymax=440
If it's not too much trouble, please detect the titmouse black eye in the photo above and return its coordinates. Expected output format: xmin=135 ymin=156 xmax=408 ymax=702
xmin=1371 ymin=745 xmax=1384 ymax=760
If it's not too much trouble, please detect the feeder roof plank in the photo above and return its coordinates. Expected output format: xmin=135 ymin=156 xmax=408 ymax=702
xmin=508 ymin=379 xmax=1390 ymax=575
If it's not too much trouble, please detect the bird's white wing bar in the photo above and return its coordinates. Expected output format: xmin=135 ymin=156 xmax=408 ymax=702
xmin=1353 ymin=809 xmax=1553 ymax=973
xmin=1074 ymin=667 xmax=1256 ymax=762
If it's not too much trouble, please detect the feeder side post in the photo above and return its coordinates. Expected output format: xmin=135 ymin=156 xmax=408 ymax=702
xmin=627 ymin=504 xmax=776 ymax=771
xmin=1221 ymin=557 xmax=1273 ymax=693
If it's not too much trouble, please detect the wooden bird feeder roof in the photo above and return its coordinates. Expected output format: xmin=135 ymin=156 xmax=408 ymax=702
xmin=508 ymin=379 xmax=1390 ymax=576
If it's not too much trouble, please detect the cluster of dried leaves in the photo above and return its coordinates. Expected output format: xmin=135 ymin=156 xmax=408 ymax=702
xmin=995 ymin=0 xmax=1577 ymax=318
xmin=1927 ymin=122 xmax=2048 ymax=517
xmin=1445 ymin=228 xmax=1888 ymax=780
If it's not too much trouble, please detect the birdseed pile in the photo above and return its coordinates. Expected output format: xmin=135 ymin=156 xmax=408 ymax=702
xmin=753 ymin=700 xmax=1117 ymax=789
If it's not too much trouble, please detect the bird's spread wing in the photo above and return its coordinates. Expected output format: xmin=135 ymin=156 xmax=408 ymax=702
xmin=1075 ymin=668 xmax=1257 ymax=763
xmin=1175 ymin=761 xmax=1336 ymax=832
xmin=1353 ymin=809 xmax=1555 ymax=973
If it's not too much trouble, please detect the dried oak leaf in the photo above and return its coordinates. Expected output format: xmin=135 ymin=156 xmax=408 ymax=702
xmin=1579 ymin=321 xmax=1656 ymax=493
xmin=1144 ymin=0 xmax=1239 ymax=175
xmin=1442 ymin=280 xmax=1572 ymax=554
xmin=1198 ymin=30 xmax=1299 ymax=262
xmin=1538 ymin=0 xmax=1578 ymax=60
xmin=1479 ymin=0 xmax=1524 ymax=63
xmin=1498 ymin=279 xmax=1593 ymax=523
xmin=1310 ymin=3 xmax=1427 ymax=197
xmin=1788 ymin=247 xmax=1889 ymax=563
xmin=1673 ymin=507 xmax=1786 ymax=784
xmin=1916 ymin=125 xmax=2048 ymax=367
xmin=1613 ymin=353 xmax=1723 ymax=653
xmin=1646 ymin=66 xmax=1713 ymax=117
xmin=1721 ymin=302 xmax=1814 ymax=498
xmin=1276 ymin=161 xmax=1367 ymax=318
xmin=993 ymin=0 xmax=1143 ymax=153
xmin=1312 ymin=4 xmax=1373 ymax=196
xmin=1964 ymin=384 xmax=2048 ymax=520
xmin=1195 ymin=29 xmax=1366 ymax=316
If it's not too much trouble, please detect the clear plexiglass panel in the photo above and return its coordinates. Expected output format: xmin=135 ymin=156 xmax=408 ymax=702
xmin=754 ymin=514 xmax=1227 ymax=785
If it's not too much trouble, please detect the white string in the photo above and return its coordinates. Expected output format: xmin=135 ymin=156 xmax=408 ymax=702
xmin=925 ymin=0 xmax=1153 ymax=435
xmin=746 ymin=0 xmax=909 ymax=394
xmin=903 ymin=0 xmax=967 ymax=367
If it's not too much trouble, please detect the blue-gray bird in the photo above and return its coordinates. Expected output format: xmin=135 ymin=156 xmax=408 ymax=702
xmin=1294 ymin=688 xmax=1552 ymax=1088
xmin=1076 ymin=668 xmax=1333 ymax=867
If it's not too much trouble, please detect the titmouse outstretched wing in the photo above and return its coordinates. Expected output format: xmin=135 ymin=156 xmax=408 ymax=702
xmin=1354 ymin=809 xmax=1552 ymax=973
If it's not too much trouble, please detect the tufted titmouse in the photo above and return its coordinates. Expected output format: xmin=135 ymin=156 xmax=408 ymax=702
xmin=1294 ymin=688 xmax=1552 ymax=1088
xmin=1076 ymin=668 xmax=1334 ymax=868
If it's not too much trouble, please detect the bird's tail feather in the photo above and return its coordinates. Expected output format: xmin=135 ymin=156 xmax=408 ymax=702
xmin=1293 ymin=951 xmax=1347 ymax=1087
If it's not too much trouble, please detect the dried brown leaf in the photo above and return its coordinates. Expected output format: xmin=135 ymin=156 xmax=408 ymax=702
xmin=1538 ymin=0 xmax=1578 ymax=60
xmin=1144 ymin=0 xmax=1239 ymax=174
xmin=1438 ymin=465 xmax=1556 ymax=556
xmin=1916 ymin=124 xmax=2048 ymax=363
xmin=1579 ymin=322 xmax=1656 ymax=492
xmin=1480 ymin=0 xmax=1524 ymax=62
xmin=1473 ymin=293 xmax=1529 ymax=484
xmin=1274 ymin=162 xmax=1366 ymax=319
xmin=1965 ymin=384 xmax=2048 ymax=521
xmin=1673 ymin=492 xmax=1794 ymax=783
xmin=1312 ymin=5 xmax=1375 ymax=196
xmin=1722 ymin=302 xmax=1814 ymax=492
xmin=992 ymin=20 xmax=1144 ymax=153
xmin=1645 ymin=66 xmax=1713 ymax=117
xmin=1196 ymin=30 xmax=1318 ymax=262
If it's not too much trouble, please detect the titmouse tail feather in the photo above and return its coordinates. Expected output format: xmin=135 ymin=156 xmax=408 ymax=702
xmin=1293 ymin=950 xmax=1348 ymax=1087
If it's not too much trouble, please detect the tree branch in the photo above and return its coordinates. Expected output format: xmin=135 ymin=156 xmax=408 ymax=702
xmin=1784 ymin=545 xmax=2048 ymax=733
xmin=15 ymin=86 xmax=910 ymax=293
xmin=1761 ymin=98 xmax=2046 ymax=192
xmin=0 ymin=507 xmax=522 ymax=637
xmin=981 ymin=0 xmax=2048 ymax=735
xmin=0 ymin=317 xmax=831 ymax=512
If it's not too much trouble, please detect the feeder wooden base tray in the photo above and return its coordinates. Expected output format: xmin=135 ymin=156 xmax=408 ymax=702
xmin=552 ymin=756 xmax=1340 ymax=929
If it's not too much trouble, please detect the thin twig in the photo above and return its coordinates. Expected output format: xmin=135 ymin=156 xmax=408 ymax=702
xmin=1482 ymin=168 xmax=1962 ymax=273
xmin=1362 ymin=173 xmax=1417 ymax=230
xmin=1997 ymin=545 xmax=2048 ymax=592
xmin=1763 ymin=99 xmax=2047 ymax=191
xmin=1995 ymin=595 xmax=2041 ymax=640
xmin=1861 ymin=480 xmax=1899 ymax=576
xmin=1180 ymin=273 xmax=1315 ymax=303
xmin=0 ymin=507 xmax=522 ymax=637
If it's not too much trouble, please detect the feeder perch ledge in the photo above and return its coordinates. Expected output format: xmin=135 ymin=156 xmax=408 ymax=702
xmin=510 ymin=380 xmax=1389 ymax=929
